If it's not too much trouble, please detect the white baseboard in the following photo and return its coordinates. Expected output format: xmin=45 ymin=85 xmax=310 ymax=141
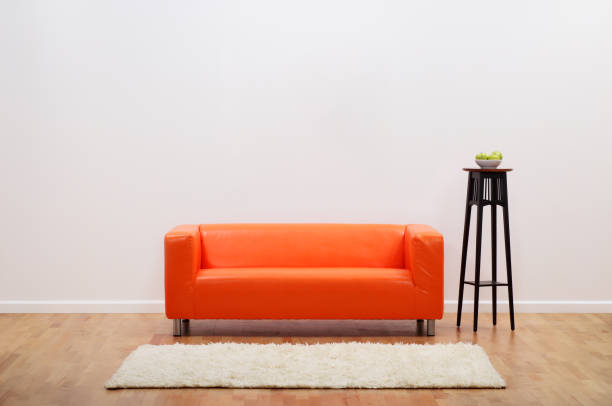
xmin=0 ymin=300 xmax=611 ymax=313
xmin=444 ymin=300 xmax=612 ymax=313
xmin=0 ymin=300 xmax=165 ymax=313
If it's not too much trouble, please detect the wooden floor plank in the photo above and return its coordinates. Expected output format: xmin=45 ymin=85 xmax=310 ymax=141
xmin=0 ymin=313 xmax=610 ymax=405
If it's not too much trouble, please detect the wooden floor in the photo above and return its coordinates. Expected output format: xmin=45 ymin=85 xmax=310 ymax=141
xmin=0 ymin=313 xmax=610 ymax=405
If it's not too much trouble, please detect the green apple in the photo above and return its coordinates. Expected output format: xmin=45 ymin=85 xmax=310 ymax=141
xmin=475 ymin=152 xmax=487 ymax=160
xmin=490 ymin=150 xmax=503 ymax=160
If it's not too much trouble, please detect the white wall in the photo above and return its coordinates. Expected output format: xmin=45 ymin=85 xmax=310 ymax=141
xmin=1 ymin=1 xmax=611 ymax=313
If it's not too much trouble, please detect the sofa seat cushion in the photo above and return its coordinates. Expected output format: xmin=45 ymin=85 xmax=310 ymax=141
xmin=194 ymin=268 xmax=419 ymax=319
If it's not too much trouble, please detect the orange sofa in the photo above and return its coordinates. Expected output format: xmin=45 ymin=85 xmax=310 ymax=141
xmin=165 ymin=224 xmax=444 ymax=336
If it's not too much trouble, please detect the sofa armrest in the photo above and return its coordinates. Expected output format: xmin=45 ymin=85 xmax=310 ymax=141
xmin=404 ymin=224 xmax=444 ymax=317
xmin=165 ymin=225 xmax=201 ymax=318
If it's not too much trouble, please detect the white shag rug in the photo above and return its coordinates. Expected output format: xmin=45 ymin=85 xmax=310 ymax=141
xmin=105 ymin=342 xmax=505 ymax=389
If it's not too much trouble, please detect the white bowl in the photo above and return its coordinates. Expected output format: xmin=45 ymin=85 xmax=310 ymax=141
xmin=475 ymin=159 xmax=502 ymax=168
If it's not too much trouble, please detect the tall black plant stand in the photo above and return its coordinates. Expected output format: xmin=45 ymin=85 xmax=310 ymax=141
xmin=457 ymin=168 xmax=515 ymax=331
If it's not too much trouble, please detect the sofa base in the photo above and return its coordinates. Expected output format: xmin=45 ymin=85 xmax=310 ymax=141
xmin=171 ymin=319 xmax=436 ymax=337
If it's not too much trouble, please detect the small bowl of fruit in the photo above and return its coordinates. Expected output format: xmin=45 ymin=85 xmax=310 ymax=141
xmin=475 ymin=151 xmax=503 ymax=168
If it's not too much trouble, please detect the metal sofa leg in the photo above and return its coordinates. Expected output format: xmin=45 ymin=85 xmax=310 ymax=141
xmin=427 ymin=320 xmax=435 ymax=336
xmin=416 ymin=319 xmax=424 ymax=335
xmin=173 ymin=319 xmax=182 ymax=336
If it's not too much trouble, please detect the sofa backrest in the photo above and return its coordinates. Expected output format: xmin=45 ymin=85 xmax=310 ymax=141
xmin=199 ymin=224 xmax=405 ymax=268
